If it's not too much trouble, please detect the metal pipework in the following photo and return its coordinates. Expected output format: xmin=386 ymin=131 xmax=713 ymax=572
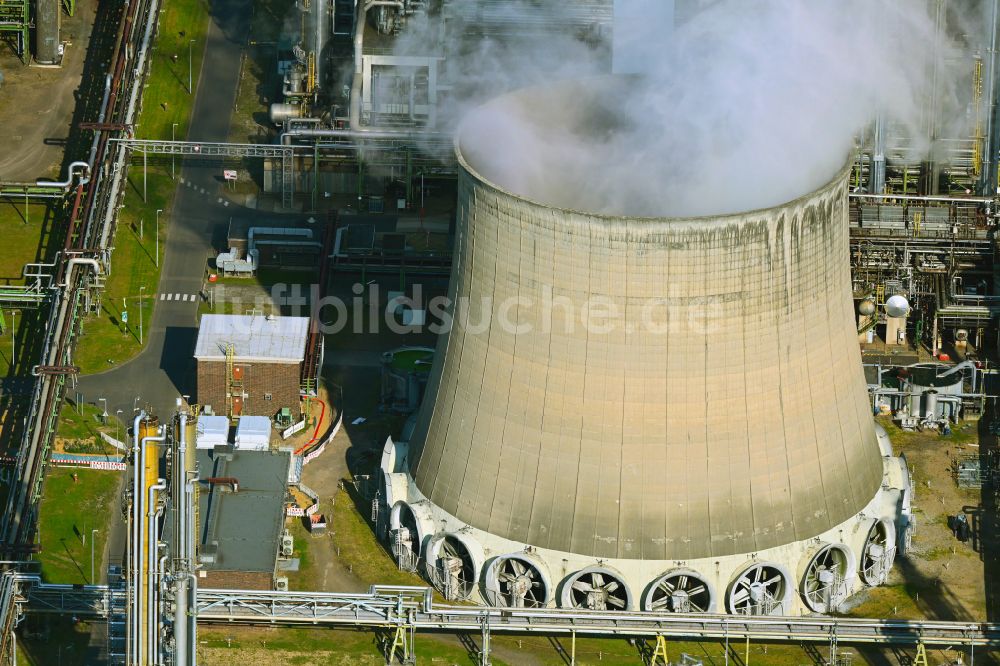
xmin=128 ymin=411 xmax=144 ymax=666
xmin=36 ymin=161 xmax=91 ymax=189
xmin=981 ymin=0 xmax=1000 ymax=195
xmin=174 ymin=571 xmax=199 ymax=666
xmin=146 ymin=479 xmax=166 ymax=666
xmin=130 ymin=413 xmax=164 ymax=666
xmin=848 ymin=192 xmax=994 ymax=204
xmin=61 ymin=258 xmax=102 ymax=288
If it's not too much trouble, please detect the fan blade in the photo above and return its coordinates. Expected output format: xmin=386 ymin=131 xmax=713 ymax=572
xmin=511 ymin=560 xmax=525 ymax=576
xmin=604 ymin=581 xmax=620 ymax=594
xmin=592 ymin=573 xmax=605 ymax=588
xmin=607 ymin=595 xmax=626 ymax=609
xmin=572 ymin=581 xmax=594 ymax=593
xmin=688 ymin=585 xmax=706 ymax=596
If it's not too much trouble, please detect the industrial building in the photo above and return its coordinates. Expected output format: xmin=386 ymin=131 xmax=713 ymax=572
xmin=379 ymin=78 xmax=913 ymax=616
xmin=195 ymin=446 xmax=292 ymax=590
xmin=194 ymin=314 xmax=315 ymax=419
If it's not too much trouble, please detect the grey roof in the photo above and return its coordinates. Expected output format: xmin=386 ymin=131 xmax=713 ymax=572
xmin=197 ymin=448 xmax=290 ymax=573
xmin=194 ymin=315 xmax=309 ymax=363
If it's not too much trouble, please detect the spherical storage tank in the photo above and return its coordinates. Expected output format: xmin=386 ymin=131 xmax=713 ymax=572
xmin=382 ymin=76 xmax=910 ymax=615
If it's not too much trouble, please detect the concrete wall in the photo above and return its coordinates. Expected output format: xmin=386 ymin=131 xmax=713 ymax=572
xmin=408 ymin=144 xmax=884 ymax=562
xmin=197 ymin=359 xmax=302 ymax=417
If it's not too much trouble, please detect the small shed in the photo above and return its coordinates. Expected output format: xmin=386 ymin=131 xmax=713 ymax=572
xmin=196 ymin=415 xmax=230 ymax=449
xmin=235 ymin=416 xmax=272 ymax=451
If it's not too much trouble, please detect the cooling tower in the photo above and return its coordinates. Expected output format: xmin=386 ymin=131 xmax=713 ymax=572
xmin=380 ymin=78 xmax=911 ymax=615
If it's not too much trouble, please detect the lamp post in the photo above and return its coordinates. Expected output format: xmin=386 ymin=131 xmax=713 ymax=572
xmin=115 ymin=409 xmax=123 ymax=446
xmin=188 ymin=39 xmax=195 ymax=94
xmin=139 ymin=286 xmax=146 ymax=345
xmin=9 ymin=310 xmax=17 ymax=368
xmin=171 ymin=123 xmax=178 ymax=179
xmin=90 ymin=528 xmax=98 ymax=584
xmin=155 ymin=209 xmax=162 ymax=267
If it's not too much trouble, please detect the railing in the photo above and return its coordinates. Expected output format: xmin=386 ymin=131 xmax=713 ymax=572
xmin=191 ymin=587 xmax=997 ymax=647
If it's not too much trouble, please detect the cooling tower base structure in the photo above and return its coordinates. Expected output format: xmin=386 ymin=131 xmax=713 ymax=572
xmin=379 ymin=77 xmax=914 ymax=615
xmin=381 ymin=427 xmax=910 ymax=615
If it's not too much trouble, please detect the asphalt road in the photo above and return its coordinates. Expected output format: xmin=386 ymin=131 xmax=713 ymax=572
xmin=79 ymin=0 xmax=255 ymax=421
xmin=77 ymin=0 xmax=257 ymax=579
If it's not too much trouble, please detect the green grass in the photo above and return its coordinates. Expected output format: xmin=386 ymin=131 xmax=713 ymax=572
xmin=36 ymin=466 xmax=122 ymax=584
xmin=0 ymin=200 xmax=58 ymax=284
xmin=283 ymin=517 xmax=316 ymax=591
xmin=330 ymin=487 xmax=428 ymax=588
xmin=73 ymin=0 xmax=211 ymax=374
xmin=195 ymin=625 xmax=900 ymax=666
xmin=55 ymin=401 xmax=123 ymax=440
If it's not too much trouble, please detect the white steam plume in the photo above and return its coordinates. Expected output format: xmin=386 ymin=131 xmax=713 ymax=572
xmin=398 ymin=0 xmax=982 ymax=216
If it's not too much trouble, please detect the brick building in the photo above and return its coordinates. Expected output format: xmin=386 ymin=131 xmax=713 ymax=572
xmin=196 ymin=447 xmax=291 ymax=590
xmin=194 ymin=314 xmax=310 ymax=418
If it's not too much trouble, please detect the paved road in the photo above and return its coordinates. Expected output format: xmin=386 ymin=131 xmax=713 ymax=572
xmin=77 ymin=0 xmax=256 ymax=572
xmin=78 ymin=0 xmax=255 ymax=421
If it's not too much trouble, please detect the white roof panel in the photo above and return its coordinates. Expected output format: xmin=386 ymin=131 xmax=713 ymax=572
xmin=235 ymin=415 xmax=272 ymax=451
xmin=194 ymin=315 xmax=309 ymax=363
xmin=196 ymin=416 xmax=230 ymax=449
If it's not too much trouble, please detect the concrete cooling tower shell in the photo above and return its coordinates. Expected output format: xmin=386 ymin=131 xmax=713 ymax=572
xmin=377 ymin=79 xmax=911 ymax=614
xmin=406 ymin=84 xmax=885 ymax=565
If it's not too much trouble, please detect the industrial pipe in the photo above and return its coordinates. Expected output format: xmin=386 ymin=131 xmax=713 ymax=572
xmin=937 ymin=360 xmax=979 ymax=394
xmin=177 ymin=409 xmax=188 ymax=574
xmin=129 ymin=411 xmax=144 ymax=666
xmin=133 ymin=419 xmax=164 ymax=666
xmin=36 ymin=161 xmax=91 ymax=189
xmin=848 ymin=192 xmax=993 ymax=204
xmin=156 ymin=548 xmax=168 ymax=666
xmin=146 ymin=479 xmax=166 ymax=666
xmin=174 ymin=571 xmax=200 ymax=666
xmin=982 ymin=0 xmax=1000 ymax=195
xmin=61 ymin=258 xmax=102 ymax=287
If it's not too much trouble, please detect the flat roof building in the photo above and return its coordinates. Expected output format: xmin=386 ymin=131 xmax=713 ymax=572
xmin=196 ymin=447 xmax=291 ymax=590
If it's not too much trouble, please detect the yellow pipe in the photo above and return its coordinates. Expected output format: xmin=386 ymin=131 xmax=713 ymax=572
xmin=137 ymin=414 xmax=159 ymax=665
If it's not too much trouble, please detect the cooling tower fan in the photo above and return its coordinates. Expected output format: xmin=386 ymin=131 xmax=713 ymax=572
xmin=643 ymin=569 xmax=715 ymax=613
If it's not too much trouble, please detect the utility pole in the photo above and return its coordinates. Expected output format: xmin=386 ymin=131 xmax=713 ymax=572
xmin=139 ymin=286 xmax=146 ymax=345
xmin=155 ymin=209 xmax=162 ymax=267
xmin=9 ymin=310 xmax=17 ymax=368
xmin=171 ymin=123 xmax=178 ymax=179
xmin=90 ymin=528 xmax=98 ymax=583
xmin=188 ymin=39 xmax=195 ymax=94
